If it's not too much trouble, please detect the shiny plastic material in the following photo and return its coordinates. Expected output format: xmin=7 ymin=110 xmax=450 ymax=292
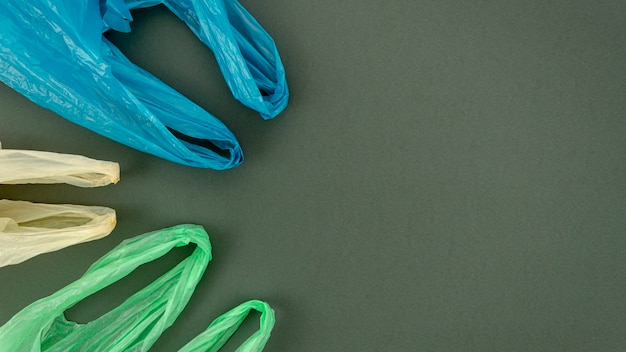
xmin=0 ymin=224 xmax=275 ymax=351
xmin=0 ymin=200 xmax=116 ymax=267
xmin=0 ymin=146 xmax=119 ymax=266
xmin=0 ymin=147 xmax=120 ymax=187
xmin=0 ymin=0 xmax=289 ymax=169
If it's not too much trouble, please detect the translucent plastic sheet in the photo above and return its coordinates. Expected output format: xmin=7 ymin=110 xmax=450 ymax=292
xmin=0 ymin=147 xmax=119 ymax=266
xmin=0 ymin=200 xmax=116 ymax=267
xmin=0 ymin=147 xmax=120 ymax=187
xmin=0 ymin=0 xmax=289 ymax=169
xmin=0 ymin=224 xmax=275 ymax=351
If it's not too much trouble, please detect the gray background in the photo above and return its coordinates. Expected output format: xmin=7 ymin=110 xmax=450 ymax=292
xmin=0 ymin=1 xmax=625 ymax=350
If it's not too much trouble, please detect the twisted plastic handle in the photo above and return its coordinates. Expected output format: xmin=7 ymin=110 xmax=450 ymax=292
xmin=0 ymin=200 xmax=116 ymax=267
xmin=0 ymin=148 xmax=119 ymax=187
xmin=179 ymin=300 xmax=275 ymax=352
xmin=0 ymin=224 xmax=275 ymax=351
xmin=0 ymin=148 xmax=119 ymax=266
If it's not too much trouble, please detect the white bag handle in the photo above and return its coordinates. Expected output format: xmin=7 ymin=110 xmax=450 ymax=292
xmin=0 ymin=200 xmax=116 ymax=267
xmin=0 ymin=148 xmax=119 ymax=187
xmin=0 ymin=146 xmax=119 ymax=267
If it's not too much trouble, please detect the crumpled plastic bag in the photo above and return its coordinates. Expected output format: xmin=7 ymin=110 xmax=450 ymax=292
xmin=0 ymin=0 xmax=289 ymax=170
xmin=0 ymin=146 xmax=120 ymax=187
xmin=0 ymin=200 xmax=116 ymax=267
xmin=0 ymin=224 xmax=275 ymax=351
xmin=0 ymin=146 xmax=119 ymax=267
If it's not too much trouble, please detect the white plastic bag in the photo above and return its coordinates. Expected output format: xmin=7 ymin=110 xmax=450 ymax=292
xmin=0 ymin=200 xmax=116 ymax=267
xmin=0 ymin=147 xmax=119 ymax=187
xmin=0 ymin=145 xmax=119 ymax=267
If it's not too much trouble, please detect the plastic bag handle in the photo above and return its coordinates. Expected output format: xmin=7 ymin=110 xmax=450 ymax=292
xmin=122 ymin=0 xmax=289 ymax=119
xmin=0 ymin=0 xmax=288 ymax=169
xmin=102 ymin=39 xmax=244 ymax=169
xmin=0 ymin=149 xmax=119 ymax=187
xmin=178 ymin=300 xmax=275 ymax=352
xmin=0 ymin=224 xmax=211 ymax=351
xmin=0 ymin=200 xmax=116 ymax=267
xmin=0 ymin=224 xmax=275 ymax=351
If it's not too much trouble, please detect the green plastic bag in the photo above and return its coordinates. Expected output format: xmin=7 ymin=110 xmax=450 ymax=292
xmin=0 ymin=224 xmax=275 ymax=351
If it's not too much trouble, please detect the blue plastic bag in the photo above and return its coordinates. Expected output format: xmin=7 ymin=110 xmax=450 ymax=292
xmin=0 ymin=0 xmax=289 ymax=169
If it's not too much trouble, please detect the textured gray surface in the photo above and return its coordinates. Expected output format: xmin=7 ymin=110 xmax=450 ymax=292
xmin=1 ymin=1 xmax=625 ymax=350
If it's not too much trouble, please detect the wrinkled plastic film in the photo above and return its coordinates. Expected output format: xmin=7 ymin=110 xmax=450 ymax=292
xmin=0 ymin=224 xmax=275 ymax=351
xmin=0 ymin=225 xmax=210 ymax=351
xmin=0 ymin=147 xmax=119 ymax=267
xmin=0 ymin=0 xmax=289 ymax=169
xmin=0 ymin=148 xmax=119 ymax=187
xmin=0 ymin=200 xmax=116 ymax=267
xmin=178 ymin=300 xmax=275 ymax=352
xmin=120 ymin=0 xmax=289 ymax=119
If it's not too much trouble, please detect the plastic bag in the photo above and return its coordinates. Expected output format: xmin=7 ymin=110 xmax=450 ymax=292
xmin=0 ymin=200 xmax=116 ymax=267
xmin=0 ymin=147 xmax=120 ymax=187
xmin=0 ymin=224 xmax=275 ymax=351
xmin=0 ymin=146 xmax=119 ymax=266
xmin=0 ymin=0 xmax=289 ymax=170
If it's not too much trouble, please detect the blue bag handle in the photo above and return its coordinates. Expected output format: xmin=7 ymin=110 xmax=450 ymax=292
xmin=0 ymin=0 xmax=289 ymax=169
xmin=120 ymin=0 xmax=289 ymax=119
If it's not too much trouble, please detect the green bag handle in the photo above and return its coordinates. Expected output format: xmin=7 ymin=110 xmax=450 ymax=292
xmin=0 ymin=224 xmax=275 ymax=351
xmin=178 ymin=300 xmax=275 ymax=352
